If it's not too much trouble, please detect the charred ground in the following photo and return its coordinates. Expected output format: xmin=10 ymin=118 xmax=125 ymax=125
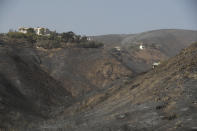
xmin=0 ymin=29 xmax=197 ymax=130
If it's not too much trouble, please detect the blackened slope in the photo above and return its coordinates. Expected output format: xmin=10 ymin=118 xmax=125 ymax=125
xmin=108 ymin=42 xmax=197 ymax=130
xmin=0 ymin=44 xmax=73 ymax=128
xmin=0 ymin=74 xmax=40 ymax=128
xmin=54 ymin=43 xmax=197 ymax=131
xmin=38 ymin=48 xmax=133 ymax=98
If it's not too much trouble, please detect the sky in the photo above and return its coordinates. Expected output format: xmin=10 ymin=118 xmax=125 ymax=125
xmin=0 ymin=0 xmax=197 ymax=35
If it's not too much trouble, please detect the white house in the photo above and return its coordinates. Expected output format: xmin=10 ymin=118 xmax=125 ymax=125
xmin=18 ymin=27 xmax=50 ymax=35
xmin=34 ymin=27 xmax=50 ymax=35
xmin=18 ymin=27 xmax=29 ymax=34
xmin=34 ymin=28 xmax=42 ymax=35
xmin=87 ymin=37 xmax=91 ymax=41
xmin=139 ymin=44 xmax=145 ymax=50
xmin=114 ymin=46 xmax=121 ymax=51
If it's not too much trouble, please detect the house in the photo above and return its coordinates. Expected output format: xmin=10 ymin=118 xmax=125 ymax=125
xmin=139 ymin=44 xmax=145 ymax=50
xmin=87 ymin=37 xmax=91 ymax=41
xmin=152 ymin=62 xmax=160 ymax=69
xmin=18 ymin=27 xmax=29 ymax=34
xmin=114 ymin=46 xmax=121 ymax=51
xmin=18 ymin=27 xmax=50 ymax=35
xmin=34 ymin=27 xmax=50 ymax=35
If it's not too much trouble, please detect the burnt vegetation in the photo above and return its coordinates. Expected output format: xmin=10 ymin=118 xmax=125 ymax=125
xmin=0 ymin=29 xmax=197 ymax=130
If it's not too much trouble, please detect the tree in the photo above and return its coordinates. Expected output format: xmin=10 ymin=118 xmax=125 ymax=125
xmin=74 ymin=35 xmax=81 ymax=43
xmin=78 ymin=41 xmax=103 ymax=48
xmin=40 ymin=28 xmax=45 ymax=35
xmin=27 ymin=28 xmax=35 ymax=34
xmin=61 ymin=32 xmax=69 ymax=42
xmin=49 ymin=31 xmax=58 ymax=40
xmin=81 ymin=36 xmax=88 ymax=42
xmin=8 ymin=29 xmax=14 ymax=33
xmin=26 ymin=33 xmax=36 ymax=43
xmin=67 ymin=31 xmax=75 ymax=38
xmin=61 ymin=31 xmax=75 ymax=42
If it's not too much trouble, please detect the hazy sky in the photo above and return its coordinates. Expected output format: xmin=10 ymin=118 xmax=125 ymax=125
xmin=0 ymin=0 xmax=197 ymax=35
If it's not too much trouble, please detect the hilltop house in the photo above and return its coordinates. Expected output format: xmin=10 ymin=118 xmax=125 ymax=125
xmin=87 ymin=37 xmax=91 ymax=41
xmin=114 ymin=46 xmax=121 ymax=51
xmin=18 ymin=27 xmax=29 ymax=34
xmin=18 ymin=27 xmax=50 ymax=35
xmin=34 ymin=27 xmax=50 ymax=35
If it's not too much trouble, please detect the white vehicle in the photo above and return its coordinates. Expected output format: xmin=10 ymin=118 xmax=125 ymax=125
xmin=152 ymin=62 xmax=160 ymax=69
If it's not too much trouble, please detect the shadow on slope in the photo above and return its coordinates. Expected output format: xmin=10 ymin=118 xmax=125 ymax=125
xmin=0 ymin=44 xmax=73 ymax=128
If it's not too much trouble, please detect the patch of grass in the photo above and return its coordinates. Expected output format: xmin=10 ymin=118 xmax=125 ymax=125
xmin=77 ymin=41 xmax=103 ymax=48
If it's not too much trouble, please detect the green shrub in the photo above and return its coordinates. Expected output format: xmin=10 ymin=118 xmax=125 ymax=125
xmin=49 ymin=31 xmax=59 ymax=40
xmin=61 ymin=31 xmax=75 ymax=42
xmin=25 ymin=33 xmax=37 ymax=43
xmin=7 ymin=32 xmax=27 ymax=39
xmin=7 ymin=32 xmax=37 ymax=43
xmin=78 ymin=41 xmax=103 ymax=48
xmin=26 ymin=28 xmax=36 ymax=34
xmin=35 ymin=40 xmax=61 ymax=49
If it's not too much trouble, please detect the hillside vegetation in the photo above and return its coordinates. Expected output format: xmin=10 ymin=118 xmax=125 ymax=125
xmin=5 ymin=31 xmax=103 ymax=49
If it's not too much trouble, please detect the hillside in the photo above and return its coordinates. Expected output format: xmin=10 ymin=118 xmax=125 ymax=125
xmin=91 ymin=29 xmax=197 ymax=72
xmin=91 ymin=29 xmax=197 ymax=51
xmin=36 ymin=29 xmax=197 ymax=97
xmin=0 ymin=33 xmax=133 ymax=128
xmin=37 ymin=48 xmax=133 ymax=97
xmin=0 ymin=29 xmax=196 ymax=130
xmin=42 ymin=42 xmax=197 ymax=131
xmin=0 ymin=42 xmax=73 ymax=128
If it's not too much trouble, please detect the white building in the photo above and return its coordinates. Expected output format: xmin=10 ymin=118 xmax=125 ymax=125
xmin=114 ymin=46 xmax=121 ymax=51
xmin=152 ymin=62 xmax=160 ymax=69
xmin=139 ymin=44 xmax=145 ymax=50
xmin=34 ymin=27 xmax=50 ymax=35
xmin=18 ymin=27 xmax=29 ymax=34
xmin=87 ymin=37 xmax=91 ymax=41
xmin=18 ymin=27 xmax=50 ymax=35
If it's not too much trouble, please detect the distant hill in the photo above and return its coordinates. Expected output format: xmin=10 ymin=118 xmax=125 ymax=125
xmin=91 ymin=29 xmax=197 ymax=50
xmin=91 ymin=29 xmax=197 ymax=72
xmin=90 ymin=34 xmax=129 ymax=48
xmin=121 ymin=29 xmax=197 ymax=56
